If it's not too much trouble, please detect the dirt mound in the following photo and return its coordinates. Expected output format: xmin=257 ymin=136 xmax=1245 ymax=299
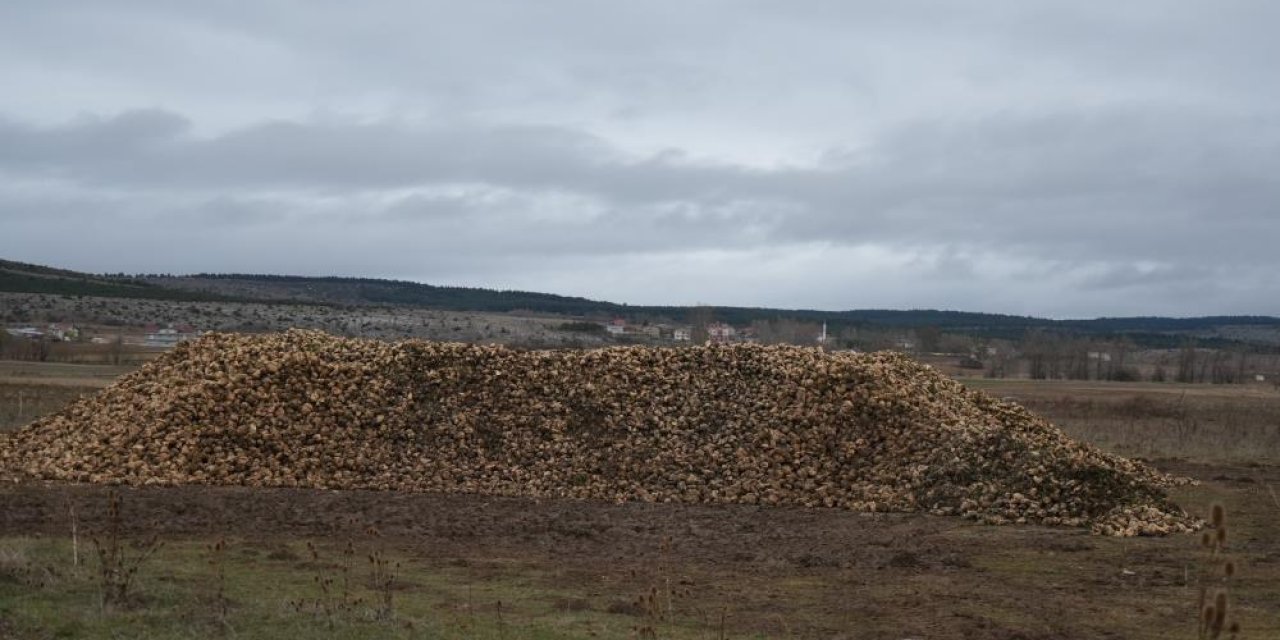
xmin=0 ymin=330 xmax=1196 ymax=535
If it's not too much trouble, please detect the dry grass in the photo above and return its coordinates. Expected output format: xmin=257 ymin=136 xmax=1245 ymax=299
xmin=0 ymin=360 xmax=138 ymax=385
xmin=1195 ymin=504 xmax=1240 ymax=639
xmin=0 ymin=382 xmax=95 ymax=431
xmin=967 ymin=378 xmax=1280 ymax=464
xmin=0 ymin=359 xmax=134 ymax=430
xmin=1015 ymin=392 xmax=1280 ymax=464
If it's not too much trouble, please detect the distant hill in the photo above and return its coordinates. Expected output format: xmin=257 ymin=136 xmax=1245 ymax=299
xmin=4 ymin=259 xmax=1279 ymax=347
xmin=143 ymin=273 xmax=615 ymax=315
xmin=143 ymin=274 xmax=1070 ymax=333
xmin=0 ymin=259 xmax=231 ymax=302
xmin=142 ymin=273 xmax=1280 ymax=346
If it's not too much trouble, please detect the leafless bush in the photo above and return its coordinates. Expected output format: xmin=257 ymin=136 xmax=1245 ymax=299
xmin=91 ymin=490 xmax=162 ymax=610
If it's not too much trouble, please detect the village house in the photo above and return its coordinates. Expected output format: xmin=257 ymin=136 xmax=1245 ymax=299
xmin=144 ymin=324 xmax=202 ymax=348
xmin=145 ymin=328 xmax=182 ymax=347
xmin=630 ymin=324 xmax=661 ymax=339
xmin=707 ymin=322 xmax=736 ymax=343
xmin=5 ymin=327 xmax=43 ymax=339
xmin=4 ymin=324 xmax=82 ymax=341
xmin=46 ymin=323 xmax=80 ymax=341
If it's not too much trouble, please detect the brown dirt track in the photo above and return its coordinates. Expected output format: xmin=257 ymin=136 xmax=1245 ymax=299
xmin=4 ymin=460 xmax=1277 ymax=639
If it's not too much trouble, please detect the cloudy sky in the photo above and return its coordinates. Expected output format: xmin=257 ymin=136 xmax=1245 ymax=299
xmin=1 ymin=2 xmax=1278 ymax=318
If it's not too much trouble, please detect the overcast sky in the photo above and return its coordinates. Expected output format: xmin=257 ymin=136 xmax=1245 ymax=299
xmin=2 ymin=2 xmax=1278 ymax=318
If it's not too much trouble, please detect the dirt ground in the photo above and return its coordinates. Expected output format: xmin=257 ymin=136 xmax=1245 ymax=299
xmin=3 ymin=458 xmax=1277 ymax=639
xmin=0 ymin=361 xmax=136 ymax=389
xmin=1 ymin=364 xmax=1277 ymax=638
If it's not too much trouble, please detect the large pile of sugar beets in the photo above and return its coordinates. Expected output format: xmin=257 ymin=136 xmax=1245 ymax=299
xmin=0 ymin=330 xmax=1197 ymax=536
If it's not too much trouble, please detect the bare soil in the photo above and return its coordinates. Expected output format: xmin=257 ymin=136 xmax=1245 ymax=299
xmin=3 ymin=458 xmax=1277 ymax=639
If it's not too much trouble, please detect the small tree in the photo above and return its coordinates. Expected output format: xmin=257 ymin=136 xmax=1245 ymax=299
xmin=93 ymin=491 xmax=162 ymax=610
xmin=688 ymin=306 xmax=712 ymax=344
xmin=1177 ymin=341 xmax=1199 ymax=383
xmin=914 ymin=325 xmax=942 ymax=353
xmin=33 ymin=337 xmax=52 ymax=362
xmin=109 ymin=336 xmax=125 ymax=366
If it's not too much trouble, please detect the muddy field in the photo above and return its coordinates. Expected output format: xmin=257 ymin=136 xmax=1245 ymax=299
xmin=1 ymin=363 xmax=1278 ymax=638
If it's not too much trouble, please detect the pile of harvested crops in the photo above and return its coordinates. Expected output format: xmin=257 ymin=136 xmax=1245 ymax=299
xmin=0 ymin=330 xmax=1196 ymax=536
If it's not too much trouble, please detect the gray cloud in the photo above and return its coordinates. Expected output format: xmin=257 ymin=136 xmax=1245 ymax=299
xmin=1 ymin=2 xmax=1278 ymax=316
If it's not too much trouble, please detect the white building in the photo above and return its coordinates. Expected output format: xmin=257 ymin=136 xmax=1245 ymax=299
xmin=144 ymin=326 xmax=202 ymax=348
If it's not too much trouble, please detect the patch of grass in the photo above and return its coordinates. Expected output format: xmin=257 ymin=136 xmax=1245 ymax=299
xmin=0 ymin=535 xmax=727 ymax=640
